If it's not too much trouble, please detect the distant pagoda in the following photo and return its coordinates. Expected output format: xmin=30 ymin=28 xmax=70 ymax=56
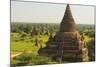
xmin=38 ymin=4 xmax=89 ymax=62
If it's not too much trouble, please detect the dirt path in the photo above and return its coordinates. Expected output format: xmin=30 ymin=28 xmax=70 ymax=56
xmin=11 ymin=52 xmax=22 ymax=59
xmin=11 ymin=50 xmax=33 ymax=59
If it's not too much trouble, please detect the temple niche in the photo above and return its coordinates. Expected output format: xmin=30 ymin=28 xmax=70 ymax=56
xmin=38 ymin=4 xmax=89 ymax=62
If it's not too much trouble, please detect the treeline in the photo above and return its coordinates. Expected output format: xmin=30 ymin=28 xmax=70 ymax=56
xmin=77 ymin=24 xmax=95 ymax=38
xmin=11 ymin=23 xmax=59 ymax=36
xmin=11 ymin=23 xmax=95 ymax=37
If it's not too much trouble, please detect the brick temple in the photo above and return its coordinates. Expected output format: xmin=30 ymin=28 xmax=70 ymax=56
xmin=38 ymin=4 xmax=89 ymax=62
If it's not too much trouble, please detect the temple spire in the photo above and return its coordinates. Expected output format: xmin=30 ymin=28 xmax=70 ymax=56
xmin=60 ymin=4 xmax=76 ymax=32
xmin=63 ymin=4 xmax=74 ymax=21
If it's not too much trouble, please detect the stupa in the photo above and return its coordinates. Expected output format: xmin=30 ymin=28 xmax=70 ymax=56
xmin=38 ymin=4 xmax=89 ymax=62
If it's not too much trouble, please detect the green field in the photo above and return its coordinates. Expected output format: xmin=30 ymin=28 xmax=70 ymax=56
xmin=11 ymin=33 xmax=49 ymax=54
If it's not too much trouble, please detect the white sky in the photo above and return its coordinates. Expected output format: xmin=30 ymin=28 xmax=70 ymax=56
xmin=11 ymin=1 xmax=95 ymax=24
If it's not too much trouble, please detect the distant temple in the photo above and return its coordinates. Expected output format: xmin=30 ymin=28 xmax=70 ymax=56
xmin=38 ymin=4 xmax=89 ymax=62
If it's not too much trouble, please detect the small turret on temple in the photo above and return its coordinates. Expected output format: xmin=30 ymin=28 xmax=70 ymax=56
xmin=38 ymin=4 xmax=89 ymax=62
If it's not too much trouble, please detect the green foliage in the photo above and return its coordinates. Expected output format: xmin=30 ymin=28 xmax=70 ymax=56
xmin=87 ymin=38 xmax=95 ymax=61
xmin=30 ymin=56 xmax=52 ymax=65
xmin=21 ymin=32 xmax=27 ymax=38
xmin=15 ymin=53 xmax=32 ymax=62
xmin=11 ymin=53 xmax=52 ymax=65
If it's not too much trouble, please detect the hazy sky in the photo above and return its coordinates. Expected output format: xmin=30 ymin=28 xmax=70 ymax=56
xmin=11 ymin=1 xmax=95 ymax=24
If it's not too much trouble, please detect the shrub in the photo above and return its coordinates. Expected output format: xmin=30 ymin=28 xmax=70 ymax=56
xmin=15 ymin=53 xmax=32 ymax=63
